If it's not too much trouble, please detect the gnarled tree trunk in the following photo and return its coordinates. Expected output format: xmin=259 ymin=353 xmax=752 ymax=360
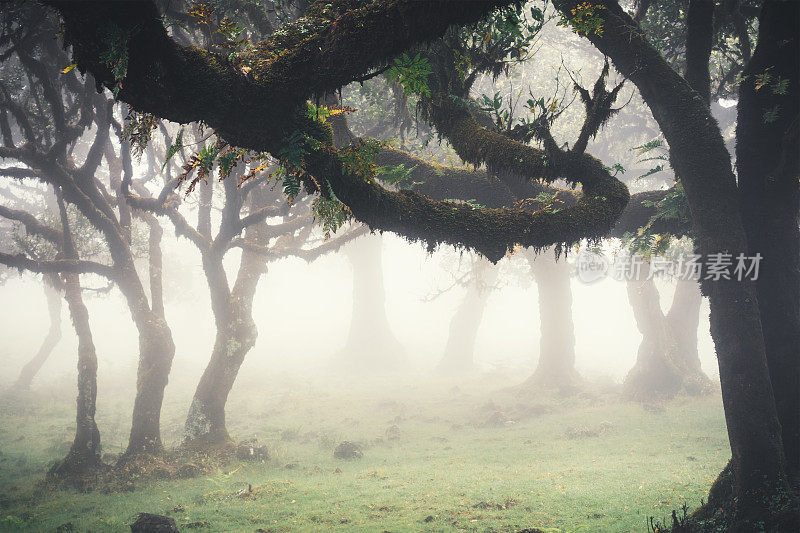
xmin=184 ymin=249 xmax=263 ymax=447
xmin=666 ymin=278 xmax=711 ymax=394
xmin=436 ymin=260 xmax=497 ymax=374
xmin=122 ymin=219 xmax=174 ymax=457
xmin=13 ymin=274 xmax=62 ymax=390
xmin=736 ymin=0 xmax=800 ymax=485
xmin=184 ymin=182 xmax=270 ymax=447
xmin=50 ymin=194 xmax=101 ymax=478
xmin=125 ymin=316 xmax=174 ymax=455
xmin=623 ymin=276 xmax=710 ymax=400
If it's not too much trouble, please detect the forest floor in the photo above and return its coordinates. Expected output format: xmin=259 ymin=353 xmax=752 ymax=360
xmin=0 ymin=372 xmax=729 ymax=532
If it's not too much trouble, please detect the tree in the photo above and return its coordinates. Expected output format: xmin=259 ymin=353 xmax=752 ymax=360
xmin=29 ymin=0 xmax=800 ymax=525
xmin=0 ymin=17 xmax=176 ymax=458
xmin=336 ymin=234 xmax=406 ymax=372
xmin=426 ymin=253 xmax=498 ymax=375
xmin=0 ymin=181 xmax=105 ymax=478
xmin=129 ymin=125 xmax=364 ymax=446
xmin=524 ymin=247 xmax=581 ymax=391
xmin=623 ymin=272 xmax=711 ymax=401
xmin=552 ymin=0 xmax=796 ymax=523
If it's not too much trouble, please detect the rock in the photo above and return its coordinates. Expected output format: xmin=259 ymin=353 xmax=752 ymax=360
xmin=177 ymin=462 xmax=200 ymax=478
xmin=483 ymin=410 xmax=511 ymax=427
xmin=385 ymin=425 xmax=400 ymax=441
xmin=236 ymin=440 xmax=269 ymax=461
xmin=130 ymin=513 xmax=179 ymax=532
xmin=564 ymin=421 xmax=613 ymax=439
xmin=333 ymin=441 xmax=363 ymax=460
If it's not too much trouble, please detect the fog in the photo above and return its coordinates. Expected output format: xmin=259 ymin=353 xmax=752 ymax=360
xmin=3 ymin=0 xmax=792 ymax=531
xmin=1 ymin=234 xmax=719 ymax=389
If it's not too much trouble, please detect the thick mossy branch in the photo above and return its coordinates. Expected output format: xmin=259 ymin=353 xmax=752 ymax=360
xmin=302 ymin=140 xmax=619 ymax=262
xmin=49 ymin=0 xmax=635 ymax=259
xmin=419 ymin=92 xmax=629 ymax=251
xmin=50 ymin=0 xmax=519 ymax=152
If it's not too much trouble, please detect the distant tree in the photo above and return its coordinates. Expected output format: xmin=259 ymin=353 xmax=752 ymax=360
xmin=0 ymin=13 xmax=176 ymax=459
xmin=20 ymin=0 xmax=800 ymax=526
xmin=434 ymin=255 xmax=498 ymax=375
xmin=336 ymin=234 xmax=406 ymax=372
xmin=0 ymin=181 xmax=105 ymax=477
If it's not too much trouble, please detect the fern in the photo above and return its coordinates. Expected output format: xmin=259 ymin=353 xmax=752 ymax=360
xmin=312 ymin=181 xmax=350 ymax=239
xmin=386 ymin=53 xmax=433 ymax=98
xmin=279 ymin=130 xmax=307 ymax=168
xmin=375 ymin=163 xmax=417 ymax=189
xmin=162 ymin=127 xmax=184 ymax=170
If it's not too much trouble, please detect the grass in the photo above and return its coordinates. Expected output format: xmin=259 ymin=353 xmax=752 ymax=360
xmin=0 ymin=372 xmax=729 ymax=532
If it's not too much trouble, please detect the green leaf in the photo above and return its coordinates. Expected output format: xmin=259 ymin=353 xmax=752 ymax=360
xmin=375 ymin=164 xmax=417 ymax=189
xmin=162 ymin=127 xmax=184 ymax=170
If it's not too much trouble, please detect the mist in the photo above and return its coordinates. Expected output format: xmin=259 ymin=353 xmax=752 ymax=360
xmin=1 ymin=0 xmax=797 ymax=532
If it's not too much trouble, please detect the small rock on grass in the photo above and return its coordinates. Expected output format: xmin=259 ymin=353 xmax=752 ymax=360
xmin=334 ymin=441 xmax=363 ymax=459
xmin=130 ymin=513 xmax=178 ymax=533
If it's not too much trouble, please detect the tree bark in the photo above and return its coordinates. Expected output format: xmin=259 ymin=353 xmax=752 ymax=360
xmin=125 ymin=317 xmax=174 ymax=456
xmin=623 ymin=276 xmax=711 ymax=400
xmin=13 ymin=274 xmax=62 ymax=390
xmin=736 ymin=0 xmax=800 ymax=485
xmin=184 ymin=184 xmax=271 ymax=447
xmin=49 ymin=193 xmax=101 ymax=478
xmin=523 ymin=249 xmax=581 ymax=391
xmin=435 ymin=260 xmax=497 ymax=375
xmin=337 ymin=234 xmax=405 ymax=372
xmin=125 ymin=210 xmax=173 ymax=456
xmin=554 ymin=0 xmax=790 ymax=515
xmin=184 ymin=249 xmax=263 ymax=447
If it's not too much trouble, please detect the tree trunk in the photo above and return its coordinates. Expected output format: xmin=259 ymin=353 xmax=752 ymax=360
xmin=125 ymin=316 xmax=174 ymax=456
xmin=523 ymin=248 xmax=580 ymax=391
xmin=184 ymin=250 xmax=263 ymax=447
xmin=624 ymin=277 xmax=682 ymax=400
xmin=736 ymin=0 xmax=800 ymax=485
xmin=558 ymin=0 xmax=790 ymax=513
xmin=13 ymin=274 xmax=62 ymax=390
xmin=184 ymin=183 xmax=270 ymax=447
xmin=666 ymin=278 xmax=712 ymax=395
xmin=337 ymin=234 xmax=405 ymax=372
xmin=50 ymin=194 xmax=101 ymax=478
xmin=435 ymin=260 xmax=497 ymax=374
xmin=125 ymin=200 xmax=174 ymax=456
xmin=184 ymin=313 xmax=257 ymax=447
xmin=624 ymin=276 xmax=711 ymax=400
xmin=50 ymin=271 xmax=102 ymax=477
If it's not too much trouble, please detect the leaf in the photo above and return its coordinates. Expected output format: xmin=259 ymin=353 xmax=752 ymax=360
xmin=762 ymin=105 xmax=780 ymax=124
xmin=636 ymin=165 xmax=664 ymax=180
xmin=61 ymin=63 xmax=77 ymax=74
xmin=162 ymin=127 xmax=184 ymax=170
xmin=632 ymin=139 xmax=663 ymax=155
xmin=375 ymin=164 xmax=417 ymax=189
xmin=771 ymin=77 xmax=789 ymax=95
xmin=754 ymin=71 xmax=772 ymax=91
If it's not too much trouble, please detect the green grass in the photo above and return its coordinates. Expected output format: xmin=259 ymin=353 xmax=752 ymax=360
xmin=0 ymin=373 xmax=729 ymax=532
